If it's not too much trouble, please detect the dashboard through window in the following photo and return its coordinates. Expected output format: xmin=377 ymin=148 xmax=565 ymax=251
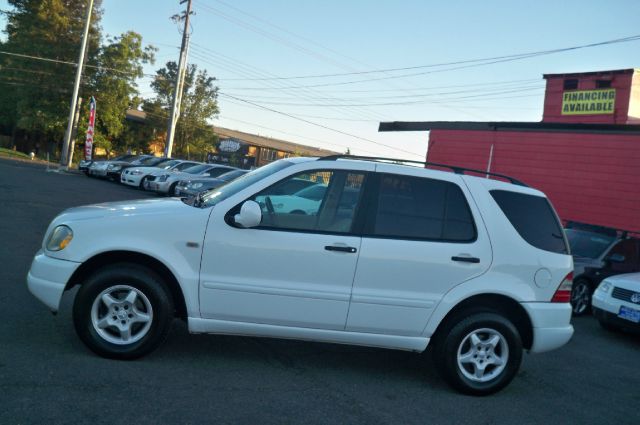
xmin=251 ymin=170 xmax=365 ymax=233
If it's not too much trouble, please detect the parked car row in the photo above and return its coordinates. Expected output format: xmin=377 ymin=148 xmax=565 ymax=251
xmin=81 ymin=154 xmax=247 ymax=196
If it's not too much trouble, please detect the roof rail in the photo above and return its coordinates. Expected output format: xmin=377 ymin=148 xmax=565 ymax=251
xmin=318 ymin=154 xmax=528 ymax=187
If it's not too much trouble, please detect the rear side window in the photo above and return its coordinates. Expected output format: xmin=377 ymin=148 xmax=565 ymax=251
xmin=370 ymin=174 xmax=476 ymax=242
xmin=490 ymin=190 xmax=568 ymax=254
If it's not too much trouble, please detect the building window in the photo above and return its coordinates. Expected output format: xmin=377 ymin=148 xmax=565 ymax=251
xmin=260 ymin=148 xmax=277 ymax=162
xmin=596 ymin=79 xmax=612 ymax=89
xmin=563 ymin=79 xmax=578 ymax=90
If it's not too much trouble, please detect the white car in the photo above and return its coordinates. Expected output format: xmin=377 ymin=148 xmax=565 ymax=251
xmin=144 ymin=164 xmax=237 ymax=196
xmin=27 ymin=156 xmax=574 ymax=395
xmin=592 ymin=273 xmax=640 ymax=332
xmin=256 ymin=184 xmax=327 ymax=215
xmin=120 ymin=159 xmax=200 ymax=189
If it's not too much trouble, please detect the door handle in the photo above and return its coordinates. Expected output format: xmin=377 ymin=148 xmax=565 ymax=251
xmin=451 ymin=256 xmax=480 ymax=263
xmin=325 ymin=245 xmax=357 ymax=253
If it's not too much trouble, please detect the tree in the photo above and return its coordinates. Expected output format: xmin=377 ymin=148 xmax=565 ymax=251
xmin=77 ymin=31 xmax=156 ymax=156
xmin=0 ymin=0 xmax=103 ymax=154
xmin=146 ymin=61 xmax=219 ymax=158
xmin=0 ymin=1 xmax=155 ymax=161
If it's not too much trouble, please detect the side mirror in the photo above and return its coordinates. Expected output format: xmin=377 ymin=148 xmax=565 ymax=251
xmin=607 ymin=253 xmax=625 ymax=264
xmin=234 ymin=200 xmax=262 ymax=228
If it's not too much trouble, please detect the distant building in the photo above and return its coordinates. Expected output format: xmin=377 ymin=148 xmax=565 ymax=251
xmin=125 ymin=110 xmax=337 ymax=168
xmin=379 ymin=68 xmax=640 ymax=231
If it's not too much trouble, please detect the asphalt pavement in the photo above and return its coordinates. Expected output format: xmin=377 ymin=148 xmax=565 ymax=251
xmin=0 ymin=157 xmax=638 ymax=425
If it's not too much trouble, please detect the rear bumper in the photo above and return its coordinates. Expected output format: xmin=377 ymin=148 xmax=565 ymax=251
xmin=521 ymin=302 xmax=574 ymax=353
xmin=27 ymin=251 xmax=80 ymax=313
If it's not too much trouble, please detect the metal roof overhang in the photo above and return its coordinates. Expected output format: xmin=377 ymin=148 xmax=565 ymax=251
xmin=378 ymin=121 xmax=640 ymax=135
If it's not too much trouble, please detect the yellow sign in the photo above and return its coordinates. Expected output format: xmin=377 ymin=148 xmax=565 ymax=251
xmin=561 ymin=89 xmax=615 ymax=115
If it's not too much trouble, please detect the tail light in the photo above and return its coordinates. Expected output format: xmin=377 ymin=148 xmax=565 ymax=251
xmin=551 ymin=272 xmax=573 ymax=303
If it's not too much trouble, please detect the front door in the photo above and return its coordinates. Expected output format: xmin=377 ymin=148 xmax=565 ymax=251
xmin=199 ymin=167 xmax=369 ymax=330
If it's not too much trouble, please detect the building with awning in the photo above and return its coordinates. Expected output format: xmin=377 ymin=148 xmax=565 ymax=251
xmin=379 ymin=68 xmax=640 ymax=231
xmin=125 ymin=109 xmax=337 ymax=168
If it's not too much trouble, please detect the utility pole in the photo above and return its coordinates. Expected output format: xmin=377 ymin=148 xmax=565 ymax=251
xmin=66 ymin=97 xmax=83 ymax=168
xmin=164 ymin=0 xmax=193 ymax=158
xmin=60 ymin=0 xmax=94 ymax=168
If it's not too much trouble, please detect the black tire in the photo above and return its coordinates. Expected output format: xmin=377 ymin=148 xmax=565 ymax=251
xmin=138 ymin=176 xmax=149 ymax=189
xmin=169 ymin=182 xmax=179 ymax=196
xmin=73 ymin=263 xmax=174 ymax=360
xmin=570 ymin=279 xmax=592 ymax=316
xmin=432 ymin=312 xmax=523 ymax=396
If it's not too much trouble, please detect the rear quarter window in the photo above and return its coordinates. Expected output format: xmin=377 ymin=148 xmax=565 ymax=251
xmin=490 ymin=190 xmax=568 ymax=254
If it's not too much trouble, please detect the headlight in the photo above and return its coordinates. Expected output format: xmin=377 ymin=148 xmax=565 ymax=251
xmin=131 ymin=170 xmax=143 ymax=175
xmin=158 ymin=174 xmax=169 ymax=182
xmin=596 ymin=281 xmax=613 ymax=294
xmin=190 ymin=182 xmax=203 ymax=189
xmin=46 ymin=225 xmax=73 ymax=251
xmin=111 ymin=165 xmax=122 ymax=171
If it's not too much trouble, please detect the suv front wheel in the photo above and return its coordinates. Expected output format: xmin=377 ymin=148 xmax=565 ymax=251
xmin=433 ymin=312 xmax=523 ymax=395
xmin=73 ymin=263 xmax=174 ymax=360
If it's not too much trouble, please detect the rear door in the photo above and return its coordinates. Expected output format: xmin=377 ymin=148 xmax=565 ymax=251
xmin=345 ymin=165 xmax=492 ymax=336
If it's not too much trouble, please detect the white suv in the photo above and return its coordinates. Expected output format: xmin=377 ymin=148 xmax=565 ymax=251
xmin=27 ymin=156 xmax=574 ymax=395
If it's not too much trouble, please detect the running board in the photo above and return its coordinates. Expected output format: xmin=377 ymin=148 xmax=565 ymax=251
xmin=188 ymin=318 xmax=429 ymax=352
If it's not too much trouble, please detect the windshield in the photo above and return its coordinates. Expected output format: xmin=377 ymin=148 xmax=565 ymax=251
xmin=139 ymin=156 xmax=165 ymax=166
xmin=183 ymin=164 xmax=210 ymax=174
xmin=218 ymin=170 xmax=247 ymax=181
xmin=201 ymin=160 xmax=295 ymax=207
xmin=565 ymin=229 xmax=615 ymax=259
xmin=159 ymin=159 xmax=180 ymax=169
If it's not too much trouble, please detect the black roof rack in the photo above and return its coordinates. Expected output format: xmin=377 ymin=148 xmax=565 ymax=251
xmin=318 ymin=154 xmax=528 ymax=187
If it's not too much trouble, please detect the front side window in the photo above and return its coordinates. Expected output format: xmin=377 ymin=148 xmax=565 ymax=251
xmin=251 ymin=170 xmax=365 ymax=233
xmin=368 ymin=174 xmax=476 ymax=242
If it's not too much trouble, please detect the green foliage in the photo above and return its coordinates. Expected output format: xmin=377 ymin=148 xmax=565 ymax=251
xmin=0 ymin=0 xmax=103 ymax=141
xmin=0 ymin=146 xmax=30 ymax=159
xmin=146 ymin=61 xmax=219 ymax=158
xmin=76 ymin=31 xmax=156 ymax=155
xmin=0 ymin=0 xmax=156 ymax=160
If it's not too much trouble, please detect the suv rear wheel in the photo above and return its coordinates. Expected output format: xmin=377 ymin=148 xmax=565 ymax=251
xmin=433 ymin=312 xmax=523 ymax=395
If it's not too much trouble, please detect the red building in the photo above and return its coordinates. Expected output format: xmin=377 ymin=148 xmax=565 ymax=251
xmin=379 ymin=68 xmax=640 ymax=231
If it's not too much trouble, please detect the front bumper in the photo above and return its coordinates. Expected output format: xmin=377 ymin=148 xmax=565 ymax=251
xmin=592 ymin=288 xmax=640 ymax=330
xmin=27 ymin=251 xmax=80 ymax=313
xmin=521 ymin=302 xmax=574 ymax=353
xmin=121 ymin=172 xmax=144 ymax=186
xmin=593 ymin=306 xmax=640 ymax=331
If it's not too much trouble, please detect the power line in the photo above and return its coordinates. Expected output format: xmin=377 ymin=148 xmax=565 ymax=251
xmin=213 ymin=34 xmax=640 ymax=81
xmin=188 ymin=44 xmax=386 ymax=122
xmin=0 ymin=50 xmax=158 ymax=78
xmin=218 ymin=92 xmax=424 ymax=158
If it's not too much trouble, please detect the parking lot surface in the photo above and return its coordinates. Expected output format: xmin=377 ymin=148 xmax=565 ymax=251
xmin=1 ymin=158 xmax=639 ymax=424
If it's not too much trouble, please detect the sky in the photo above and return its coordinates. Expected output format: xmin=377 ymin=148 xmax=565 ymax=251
xmin=2 ymin=0 xmax=640 ymax=159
